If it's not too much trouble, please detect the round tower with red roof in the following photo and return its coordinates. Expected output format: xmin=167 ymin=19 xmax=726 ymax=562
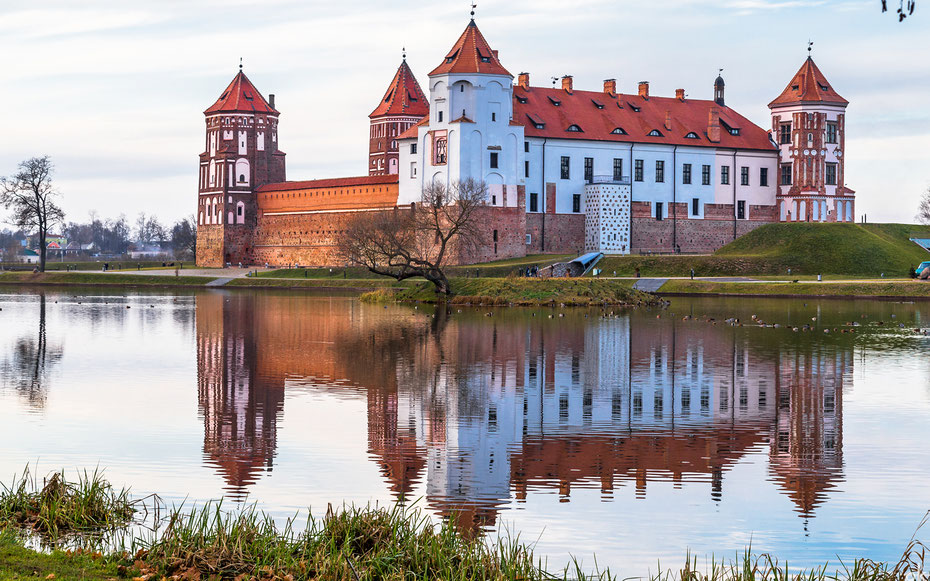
xmin=369 ymin=55 xmax=429 ymax=176
xmin=196 ymin=67 xmax=287 ymax=267
xmin=769 ymin=56 xmax=853 ymax=223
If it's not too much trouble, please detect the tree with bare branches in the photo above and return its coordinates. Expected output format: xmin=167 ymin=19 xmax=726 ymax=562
xmin=917 ymin=187 xmax=930 ymax=225
xmin=339 ymin=178 xmax=488 ymax=295
xmin=1 ymin=156 xmax=65 ymax=272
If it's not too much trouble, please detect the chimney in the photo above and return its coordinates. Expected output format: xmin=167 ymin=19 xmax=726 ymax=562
xmin=603 ymin=78 xmax=617 ymax=95
xmin=675 ymin=88 xmax=685 ymax=101
xmin=708 ymin=108 xmax=721 ymax=143
xmin=665 ymin=110 xmax=672 ymax=131
xmin=269 ymin=94 xmax=275 ymax=109
xmin=638 ymin=81 xmax=649 ymax=99
xmin=492 ymin=49 xmax=499 ymax=60
xmin=518 ymin=72 xmax=530 ymax=90
xmin=562 ymin=75 xmax=573 ymax=93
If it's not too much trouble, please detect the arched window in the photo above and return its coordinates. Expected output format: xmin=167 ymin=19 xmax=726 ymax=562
xmin=235 ymin=158 xmax=250 ymax=186
xmin=209 ymin=159 xmax=216 ymax=187
xmin=228 ymin=211 xmax=234 ymax=225
xmin=236 ymin=201 xmax=245 ymax=224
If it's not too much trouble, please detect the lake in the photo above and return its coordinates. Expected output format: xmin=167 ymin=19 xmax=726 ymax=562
xmin=1 ymin=287 xmax=928 ymax=575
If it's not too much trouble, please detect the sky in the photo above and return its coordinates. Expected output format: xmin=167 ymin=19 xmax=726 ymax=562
xmin=0 ymin=0 xmax=927 ymax=228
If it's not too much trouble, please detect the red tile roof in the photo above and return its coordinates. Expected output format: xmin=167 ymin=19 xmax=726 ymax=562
xmin=429 ymin=20 xmax=511 ymax=77
xmin=769 ymin=57 xmax=848 ymax=107
xmin=370 ymin=59 xmax=430 ymax=119
xmin=515 ymin=86 xmax=776 ymax=151
xmin=205 ymin=71 xmax=278 ymax=115
xmin=256 ymin=174 xmax=398 ymax=192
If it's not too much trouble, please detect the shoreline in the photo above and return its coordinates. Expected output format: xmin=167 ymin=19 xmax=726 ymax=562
xmin=3 ymin=271 xmax=930 ymax=301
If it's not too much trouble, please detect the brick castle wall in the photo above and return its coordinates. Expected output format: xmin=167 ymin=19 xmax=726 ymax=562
xmin=525 ymin=214 xmax=585 ymax=255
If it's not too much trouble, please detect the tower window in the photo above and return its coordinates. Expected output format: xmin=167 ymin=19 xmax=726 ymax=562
xmin=490 ymin=152 xmax=499 ymax=169
xmin=438 ymin=111 xmax=444 ymax=122
xmin=491 ymin=112 xmax=496 ymax=122
xmin=826 ymin=122 xmax=838 ymax=144
xmin=826 ymin=163 xmax=837 ymax=186
xmin=779 ymin=123 xmax=792 ymax=144
xmin=411 ymin=143 xmax=417 ymax=154
xmin=525 ymin=160 xmax=530 ymax=178
xmin=524 ymin=141 xmax=530 ymax=152
xmin=781 ymin=163 xmax=792 ymax=186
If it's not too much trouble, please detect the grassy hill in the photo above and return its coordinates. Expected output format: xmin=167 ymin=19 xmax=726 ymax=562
xmin=715 ymin=223 xmax=930 ymax=275
xmin=592 ymin=223 xmax=930 ymax=277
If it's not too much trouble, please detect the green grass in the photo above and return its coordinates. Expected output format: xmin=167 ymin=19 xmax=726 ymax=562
xmin=0 ymin=260 xmax=185 ymax=272
xmin=0 ymin=271 xmax=217 ymax=287
xmin=370 ymin=277 xmax=655 ymax=307
xmin=0 ymin=467 xmax=135 ymax=539
xmin=593 ymin=223 xmax=930 ymax=278
xmin=226 ymin=277 xmax=400 ymax=289
xmin=658 ymin=279 xmax=930 ymax=298
xmin=0 ymin=531 xmax=121 ymax=581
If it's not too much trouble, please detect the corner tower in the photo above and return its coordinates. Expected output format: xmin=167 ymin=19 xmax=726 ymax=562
xmin=369 ymin=55 xmax=429 ymax=176
xmin=196 ymin=67 xmax=287 ymax=267
xmin=769 ymin=57 xmax=852 ymax=223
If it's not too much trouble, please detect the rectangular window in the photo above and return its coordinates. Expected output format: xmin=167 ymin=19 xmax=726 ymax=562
xmin=760 ymin=167 xmax=769 ymax=187
xmin=410 ymin=162 xmax=417 ymax=178
xmin=613 ymin=158 xmax=623 ymax=181
xmin=682 ymin=163 xmax=692 ymax=185
xmin=490 ymin=152 xmax=499 ymax=169
xmin=781 ymin=163 xmax=792 ymax=185
xmin=741 ymin=166 xmax=749 ymax=186
xmin=691 ymin=197 xmax=700 ymax=216
xmin=826 ymin=122 xmax=838 ymax=144
xmin=721 ymin=165 xmax=730 ymax=185
xmin=656 ymin=160 xmax=665 ymax=183
xmin=702 ymin=164 xmax=711 ymax=186
xmin=524 ymin=160 xmax=530 ymax=178
xmin=560 ymin=156 xmax=570 ymax=179
xmin=529 ymin=192 xmax=539 ymax=212
xmin=410 ymin=143 xmax=417 ymax=154
xmin=634 ymin=159 xmax=644 ymax=182
xmin=492 ymin=194 xmax=497 ymax=205
xmin=779 ymin=123 xmax=792 ymax=145
xmin=491 ymin=112 xmax=496 ymax=122
xmin=826 ymin=163 xmax=837 ymax=186
xmin=438 ymin=111 xmax=443 ymax=123
xmin=432 ymin=132 xmax=447 ymax=165
xmin=737 ymin=200 xmax=746 ymax=220
xmin=572 ymin=194 xmax=581 ymax=213
xmin=655 ymin=202 xmax=664 ymax=221
xmin=584 ymin=157 xmax=593 ymax=183
xmin=524 ymin=141 xmax=530 ymax=153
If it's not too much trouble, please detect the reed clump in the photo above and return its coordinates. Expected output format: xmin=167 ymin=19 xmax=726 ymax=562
xmin=0 ymin=467 xmax=135 ymax=538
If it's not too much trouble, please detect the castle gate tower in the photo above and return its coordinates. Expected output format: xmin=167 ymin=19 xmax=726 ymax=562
xmin=769 ymin=56 xmax=853 ymax=223
xmin=197 ymin=66 xmax=286 ymax=267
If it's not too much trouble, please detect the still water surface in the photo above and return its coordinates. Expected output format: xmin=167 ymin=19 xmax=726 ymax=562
xmin=1 ymin=288 xmax=928 ymax=573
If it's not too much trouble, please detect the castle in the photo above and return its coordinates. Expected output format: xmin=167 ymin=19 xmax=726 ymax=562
xmin=195 ymin=17 xmax=852 ymax=268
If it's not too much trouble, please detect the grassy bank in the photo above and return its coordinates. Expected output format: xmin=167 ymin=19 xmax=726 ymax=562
xmin=366 ymin=277 xmax=658 ymax=307
xmin=226 ymin=277 xmax=399 ymax=290
xmin=0 ymin=271 xmax=217 ymax=287
xmin=658 ymin=279 xmax=930 ymax=299
xmin=0 ymin=469 xmax=926 ymax=580
xmin=593 ymin=223 xmax=930 ymax=278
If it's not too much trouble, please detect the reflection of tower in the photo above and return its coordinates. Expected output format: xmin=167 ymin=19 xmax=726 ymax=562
xmin=367 ymin=386 xmax=425 ymax=498
xmin=196 ymin=293 xmax=284 ymax=500
xmin=769 ymin=347 xmax=847 ymax=519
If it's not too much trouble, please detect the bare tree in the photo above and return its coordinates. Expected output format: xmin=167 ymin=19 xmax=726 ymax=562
xmin=0 ymin=156 xmax=65 ymax=272
xmin=339 ymin=178 xmax=488 ymax=295
xmin=918 ymin=187 xmax=930 ymax=225
xmin=171 ymin=215 xmax=198 ymax=260
xmin=882 ymin=0 xmax=916 ymax=21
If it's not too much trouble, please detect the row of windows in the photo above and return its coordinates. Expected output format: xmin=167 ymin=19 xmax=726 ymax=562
xmin=780 ymin=162 xmax=838 ymax=186
xmin=653 ymin=199 xmax=747 ymax=221
xmin=556 ymin=156 xmax=769 ymax=187
xmin=778 ymin=121 xmax=839 ymax=145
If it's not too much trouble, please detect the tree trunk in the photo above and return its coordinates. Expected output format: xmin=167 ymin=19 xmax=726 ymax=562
xmin=426 ymin=270 xmax=452 ymax=295
xmin=38 ymin=230 xmax=47 ymax=273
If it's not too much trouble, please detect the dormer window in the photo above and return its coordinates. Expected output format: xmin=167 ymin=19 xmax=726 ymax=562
xmin=591 ymin=99 xmax=605 ymax=109
xmin=516 ymin=96 xmax=528 ymax=104
xmin=527 ymin=113 xmax=546 ymax=130
xmin=685 ymin=132 xmax=699 ymax=139
xmin=548 ymin=96 xmax=561 ymax=106
xmin=819 ymin=83 xmax=830 ymax=91
xmin=791 ymin=84 xmax=799 ymax=91
xmin=729 ymin=128 xmax=740 ymax=136
xmin=566 ymin=124 xmax=583 ymax=132
xmin=628 ymin=103 xmax=641 ymax=112
xmin=480 ymin=56 xmax=491 ymax=63
xmin=535 ymin=123 xmax=544 ymax=129
xmin=445 ymin=49 xmax=459 ymax=63
xmin=648 ymin=129 xmax=663 ymax=137
xmin=611 ymin=127 xmax=627 ymax=135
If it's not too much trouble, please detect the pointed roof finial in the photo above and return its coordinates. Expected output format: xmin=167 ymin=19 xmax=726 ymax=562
xmin=239 ymin=57 xmax=243 ymax=72
xmin=471 ymin=2 xmax=477 ymax=19
xmin=402 ymin=46 xmax=406 ymax=60
xmin=808 ymin=40 xmax=814 ymax=56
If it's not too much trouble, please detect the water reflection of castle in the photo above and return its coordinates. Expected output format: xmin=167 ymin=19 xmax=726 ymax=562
xmin=195 ymin=294 xmax=848 ymax=525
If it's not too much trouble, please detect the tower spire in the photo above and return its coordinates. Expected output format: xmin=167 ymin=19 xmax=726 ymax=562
xmin=807 ymin=40 xmax=813 ymax=57
xmin=239 ymin=57 xmax=243 ymax=72
xmin=470 ymin=2 xmax=477 ymax=19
